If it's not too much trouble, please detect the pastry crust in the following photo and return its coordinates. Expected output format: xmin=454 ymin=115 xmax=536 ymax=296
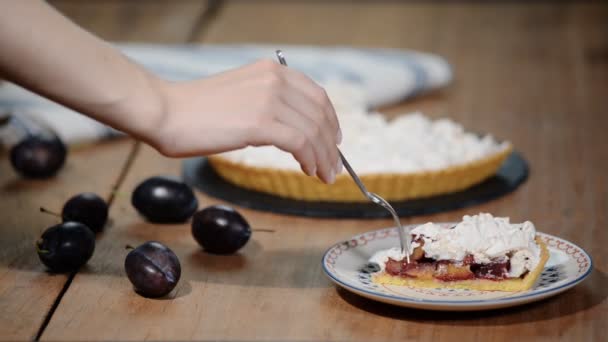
xmin=209 ymin=144 xmax=512 ymax=202
xmin=372 ymin=237 xmax=549 ymax=292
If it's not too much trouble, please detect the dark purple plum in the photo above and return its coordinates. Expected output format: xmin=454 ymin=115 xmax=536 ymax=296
xmin=36 ymin=221 xmax=95 ymax=273
xmin=62 ymin=192 xmax=108 ymax=233
xmin=124 ymin=241 xmax=181 ymax=298
xmin=191 ymin=205 xmax=251 ymax=254
xmin=131 ymin=176 xmax=198 ymax=223
xmin=10 ymin=136 xmax=67 ymax=178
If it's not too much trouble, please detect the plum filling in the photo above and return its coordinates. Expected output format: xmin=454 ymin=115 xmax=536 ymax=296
xmin=385 ymin=258 xmax=408 ymax=276
xmin=470 ymin=260 xmax=510 ymax=279
xmin=384 ymin=244 xmax=513 ymax=281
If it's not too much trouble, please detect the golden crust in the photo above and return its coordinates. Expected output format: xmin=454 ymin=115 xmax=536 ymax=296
xmin=208 ymin=145 xmax=512 ymax=202
xmin=371 ymin=238 xmax=550 ymax=292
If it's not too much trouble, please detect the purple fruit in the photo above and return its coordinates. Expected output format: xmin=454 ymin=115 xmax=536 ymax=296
xmin=124 ymin=241 xmax=181 ymax=298
xmin=62 ymin=193 xmax=108 ymax=233
xmin=36 ymin=221 xmax=95 ymax=273
xmin=191 ymin=205 xmax=251 ymax=254
xmin=131 ymin=176 xmax=198 ymax=223
xmin=10 ymin=136 xmax=67 ymax=178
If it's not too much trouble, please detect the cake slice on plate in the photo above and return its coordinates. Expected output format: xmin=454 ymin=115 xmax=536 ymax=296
xmin=370 ymin=213 xmax=549 ymax=291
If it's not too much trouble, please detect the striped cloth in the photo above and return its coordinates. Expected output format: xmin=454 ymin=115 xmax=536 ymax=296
xmin=0 ymin=44 xmax=452 ymax=146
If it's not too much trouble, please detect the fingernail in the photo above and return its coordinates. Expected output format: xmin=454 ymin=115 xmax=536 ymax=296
xmin=336 ymin=158 xmax=343 ymax=175
xmin=336 ymin=128 xmax=343 ymax=145
xmin=328 ymin=169 xmax=336 ymax=184
xmin=310 ymin=166 xmax=317 ymax=177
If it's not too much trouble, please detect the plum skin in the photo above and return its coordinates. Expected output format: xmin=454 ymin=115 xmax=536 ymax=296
xmin=10 ymin=136 xmax=67 ymax=178
xmin=62 ymin=192 xmax=108 ymax=233
xmin=191 ymin=205 xmax=251 ymax=254
xmin=36 ymin=221 xmax=95 ymax=273
xmin=131 ymin=176 xmax=198 ymax=223
xmin=124 ymin=241 xmax=181 ymax=298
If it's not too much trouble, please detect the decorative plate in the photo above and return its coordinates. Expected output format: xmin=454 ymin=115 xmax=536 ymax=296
xmin=322 ymin=224 xmax=592 ymax=311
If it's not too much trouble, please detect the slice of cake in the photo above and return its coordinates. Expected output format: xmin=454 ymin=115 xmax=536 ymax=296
xmin=370 ymin=213 xmax=549 ymax=291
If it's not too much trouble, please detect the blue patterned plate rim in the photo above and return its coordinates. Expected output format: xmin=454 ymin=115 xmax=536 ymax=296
xmin=322 ymin=226 xmax=593 ymax=307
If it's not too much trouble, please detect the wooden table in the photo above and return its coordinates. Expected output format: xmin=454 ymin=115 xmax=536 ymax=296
xmin=1 ymin=1 xmax=606 ymax=341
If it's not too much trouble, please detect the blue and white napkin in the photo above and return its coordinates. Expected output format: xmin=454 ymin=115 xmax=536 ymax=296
xmin=0 ymin=44 xmax=452 ymax=145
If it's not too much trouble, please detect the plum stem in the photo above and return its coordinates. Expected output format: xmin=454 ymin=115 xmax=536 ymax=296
xmin=39 ymin=207 xmax=62 ymax=219
xmin=125 ymin=244 xmax=135 ymax=250
xmin=110 ymin=191 xmax=128 ymax=198
xmin=35 ymin=239 xmax=49 ymax=254
xmin=252 ymin=228 xmax=275 ymax=233
xmin=107 ymin=140 xmax=141 ymax=207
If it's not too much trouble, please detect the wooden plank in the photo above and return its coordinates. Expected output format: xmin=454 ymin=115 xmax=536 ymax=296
xmin=49 ymin=0 xmax=209 ymax=43
xmin=0 ymin=140 xmax=134 ymax=340
xmin=42 ymin=1 xmax=608 ymax=341
xmin=40 ymin=144 xmax=396 ymax=341
xmin=0 ymin=1 xmax=209 ymax=340
xmin=202 ymin=0 xmax=439 ymax=47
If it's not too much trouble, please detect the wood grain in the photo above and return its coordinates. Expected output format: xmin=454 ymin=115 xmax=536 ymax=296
xmin=0 ymin=140 xmax=134 ymax=341
xmin=49 ymin=0 xmax=209 ymax=43
xmin=0 ymin=1 xmax=210 ymax=340
xmin=7 ymin=1 xmax=608 ymax=341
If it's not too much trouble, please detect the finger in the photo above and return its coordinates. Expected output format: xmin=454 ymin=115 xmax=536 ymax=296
xmin=279 ymin=67 xmax=341 ymax=144
xmin=243 ymin=60 xmax=341 ymax=145
xmin=204 ymin=59 xmax=280 ymax=87
xmin=248 ymin=121 xmax=317 ymax=177
xmin=274 ymin=98 xmax=336 ymax=183
xmin=276 ymin=86 xmax=339 ymax=182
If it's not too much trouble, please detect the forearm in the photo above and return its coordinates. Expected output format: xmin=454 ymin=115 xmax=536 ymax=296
xmin=0 ymin=0 xmax=167 ymax=142
xmin=0 ymin=1 xmax=342 ymax=182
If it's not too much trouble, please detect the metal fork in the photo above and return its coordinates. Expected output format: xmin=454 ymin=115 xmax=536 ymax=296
xmin=275 ymin=50 xmax=411 ymax=261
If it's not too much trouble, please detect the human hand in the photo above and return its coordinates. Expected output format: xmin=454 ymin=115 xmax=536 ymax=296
xmin=152 ymin=59 xmax=342 ymax=184
xmin=0 ymin=2 xmax=340 ymax=184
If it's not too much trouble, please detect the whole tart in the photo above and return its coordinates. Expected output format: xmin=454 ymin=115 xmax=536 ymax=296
xmin=209 ymin=113 xmax=513 ymax=202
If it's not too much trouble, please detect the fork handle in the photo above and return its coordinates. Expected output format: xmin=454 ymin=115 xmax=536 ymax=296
xmin=338 ymin=149 xmax=370 ymax=198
